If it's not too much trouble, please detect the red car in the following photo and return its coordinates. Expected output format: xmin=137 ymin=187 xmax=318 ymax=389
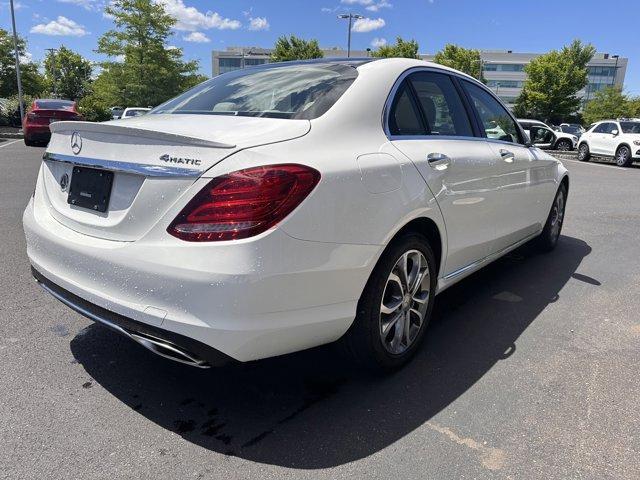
xmin=23 ymin=99 xmax=82 ymax=146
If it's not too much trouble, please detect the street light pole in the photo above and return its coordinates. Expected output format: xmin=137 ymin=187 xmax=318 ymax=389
xmin=337 ymin=13 xmax=363 ymax=58
xmin=45 ymin=48 xmax=58 ymax=97
xmin=611 ymin=54 xmax=619 ymax=87
xmin=9 ymin=0 xmax=25 ymax=124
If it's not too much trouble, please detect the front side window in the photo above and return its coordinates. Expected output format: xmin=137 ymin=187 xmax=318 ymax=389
xmin=462 ymin=81 xmax=523 ymax=144
xmin=530 ymin=127 xmax=554 ymax=144
xmin=152 ymin=63 xmax=358 ymax=120
xmin=599 ymin=122 xmax=618 ymax=134
xmin=407 ymin=72 xmax=473 ymax=137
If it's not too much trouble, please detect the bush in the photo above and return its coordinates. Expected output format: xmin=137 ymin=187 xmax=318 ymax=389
xmin=78 ymin=95 xmax=112 ymax=122
xmin=0 ymin=94 xmax=35 ymax=127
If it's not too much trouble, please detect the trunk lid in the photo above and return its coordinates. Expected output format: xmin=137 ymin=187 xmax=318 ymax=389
xmin=40 ymin=114 xmax=310 ymax=241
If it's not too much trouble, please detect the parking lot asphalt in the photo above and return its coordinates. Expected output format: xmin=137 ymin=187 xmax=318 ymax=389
xmin=1 ymin=138 xmax=639 ymax=479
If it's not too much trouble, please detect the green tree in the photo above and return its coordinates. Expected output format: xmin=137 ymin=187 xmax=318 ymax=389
xmin=582 ymin=87 xmax=634 ymax=125
xmin=95 ymin=0 xmax=203 ymax=107
xmin=270 ymin=35 xmax=324 ymax=62
xmin=44 ymin=46 xmax=93 ymax=100
xmin=0 ymin=29 xmax=45 ymax=97
xmin=513 ymin=40 xmax=595 ymax=123
xmin=371 ymin=37 xmax=419 ymax=59
xmin=433 ymin=44 xmax=484 ymax=81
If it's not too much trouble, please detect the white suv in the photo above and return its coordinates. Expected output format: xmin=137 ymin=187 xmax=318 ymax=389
xmin=577 ymin=119 xmax=640 ymax=167
xmin=517 ymin=119 xmax=578 ymax=151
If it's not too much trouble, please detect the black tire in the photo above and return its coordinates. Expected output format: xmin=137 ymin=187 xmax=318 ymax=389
xmin=615 ymin=145 xmax=633 ymax=167
xmin=534 ymin=183 xmax=567 ymax=252
xmin=24 ymin=137 xmax=36 ymax=147
xmin=577 ymin=143 xmax=590 ymax=162
xmin=344 ymin=233 xmax=437 ymax=372
xmin=556 ymin=139 xmax=572 ymax=151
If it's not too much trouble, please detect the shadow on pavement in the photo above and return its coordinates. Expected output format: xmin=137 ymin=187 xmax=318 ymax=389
xmin=71 ymin=235 xmax=592 ymax=468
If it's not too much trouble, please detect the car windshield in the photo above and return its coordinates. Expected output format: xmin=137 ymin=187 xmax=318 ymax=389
xmin=151 ymin=63 xmax=358 ymax=120
xmin=36 ymin=100 xmax=74 ymax=110
xmin=620 ymin=122 xmax=640 ymax=134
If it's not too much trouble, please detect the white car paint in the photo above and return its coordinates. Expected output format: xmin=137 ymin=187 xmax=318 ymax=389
xmin=578 ymin=119 xmax=640 ymax=159
xmin=23 ymin=58 xmax=568 ymax=367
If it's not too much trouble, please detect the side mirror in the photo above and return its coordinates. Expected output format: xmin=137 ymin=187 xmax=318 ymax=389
xmin=612 ymin=129 xmax=619 ymax=136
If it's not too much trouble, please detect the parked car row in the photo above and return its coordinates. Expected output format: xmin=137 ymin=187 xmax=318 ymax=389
xmin=22 ymin=100 xmax=152 ymax=147
xmin=110 ymin=106 xmax=151 ymax=119
xmin=518 ymin=119 xmax=579 ymax=151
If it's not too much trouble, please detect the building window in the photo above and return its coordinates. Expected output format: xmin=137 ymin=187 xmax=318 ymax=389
xmin=484 ymin=63 xmax=525 ymax=72
xmin=588 ymin=66 xmax=616 ymax=77
xmin=486 ymin=80 xmax=523 ymax=88
xmin=244 ymin=58 xmax=270 ymax=66
xmin=218 ymin=57 xmax=242 ymax=74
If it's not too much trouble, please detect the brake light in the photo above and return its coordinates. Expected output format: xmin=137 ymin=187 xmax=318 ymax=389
xmin=168 ymin=164 xmax=321 ymax=241
xmin=27 ymin=113 xmax=39 ymax=121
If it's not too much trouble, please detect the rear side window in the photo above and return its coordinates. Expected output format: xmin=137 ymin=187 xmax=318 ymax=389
xmin=462 ymin=81 xmax=523 ymax=144
xmin=407 ymin=72 xmax=473 ymax=137
xmin=388 ymin=83 xmax=426 ymax=136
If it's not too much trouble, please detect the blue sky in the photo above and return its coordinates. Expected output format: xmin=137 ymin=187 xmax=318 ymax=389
xmin=2 ymin=0 xmax=638 ymax=94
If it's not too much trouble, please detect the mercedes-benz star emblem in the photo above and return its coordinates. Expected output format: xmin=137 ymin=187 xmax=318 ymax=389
xmin=70 ymin=132 xmax=82 ymax=155
xmin=60 ymin=173 xmax=69 ymax=191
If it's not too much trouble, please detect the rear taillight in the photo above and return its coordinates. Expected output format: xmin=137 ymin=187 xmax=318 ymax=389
xmin=27 ymin=113 xmax=38 ymax=121
xmin=168 ymin=164 xmax=321 ymax=242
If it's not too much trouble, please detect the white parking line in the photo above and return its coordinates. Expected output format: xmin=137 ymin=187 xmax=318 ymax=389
xmin=0 ymin=139 xmax=22 ymax=149
xmin=561 ymin=158 xmax=636 ymax=171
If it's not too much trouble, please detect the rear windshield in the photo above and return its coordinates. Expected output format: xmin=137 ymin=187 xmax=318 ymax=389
xmin=151 ymin=63 xmax=358 ymax=120
xmin=36 ymin=100 xmax=74 ymax=110
xmin=620 ymin=122 xmax=640 ymax=134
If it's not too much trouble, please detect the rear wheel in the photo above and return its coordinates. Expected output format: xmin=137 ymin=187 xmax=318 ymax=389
xmin=534 ymin=183 xmax=567 ymax=252
xmin=556 ymin=139 xmax=572 ymax=151
xmin=577 ymin=143 xmax=590 ymax=162
xmin=615 ymin=145 xmax=633 ymax=167
xmin=345 ymin=233 xmax=436 ymax=371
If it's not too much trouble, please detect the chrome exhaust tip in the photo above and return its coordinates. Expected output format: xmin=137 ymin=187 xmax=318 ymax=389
xmin=127 ymin=332 xmax=210 ymax=369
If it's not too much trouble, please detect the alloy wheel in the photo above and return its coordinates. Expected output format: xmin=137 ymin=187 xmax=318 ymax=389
xmin=557 ymin=140 xmax=571 ymax=151
xmin=616 ymin=147 xmax=630 ymax=166
xmin=379 ymin=250 xmax=430 ymax=355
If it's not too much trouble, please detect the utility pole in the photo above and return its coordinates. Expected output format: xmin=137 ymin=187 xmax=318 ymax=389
xmin=9 ymin=0 xmax=25 ymax=124
xmin=337 ymin=13 xmax=363 ymax=58
xmin=45 ymin=48 xmax=58 ymax=97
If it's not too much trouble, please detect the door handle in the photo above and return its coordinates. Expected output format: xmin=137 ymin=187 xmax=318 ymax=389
xmin=427 ymin=152 xmax=451 ymax=170
xmin=499 ymin=149 xmax=515 ymax=163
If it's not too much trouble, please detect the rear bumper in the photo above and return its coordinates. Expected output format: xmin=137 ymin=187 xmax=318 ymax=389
xmin=23 ymin=194 xmax=380 ymax=363
xmin=32 ymin=267 xmax=232 ymax=367
xmin=24 ymin=126 xmax=51 ymax=141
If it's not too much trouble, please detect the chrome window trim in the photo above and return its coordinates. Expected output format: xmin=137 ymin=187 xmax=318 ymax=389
xmin=43 ymin=152 xmax=203 ymax=178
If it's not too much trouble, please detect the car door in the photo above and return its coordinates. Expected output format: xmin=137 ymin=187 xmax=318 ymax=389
xmin=529 ymin=126 xmax=556 ymax=149
xmin=386 ymin=70 xmax=501 ymax=277
xmin=590 ymin=122 xmax=615 ymax=154
xmin=460 ymin=80 xmax=553 ymax=253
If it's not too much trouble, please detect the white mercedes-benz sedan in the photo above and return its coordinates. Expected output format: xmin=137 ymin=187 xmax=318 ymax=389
xmin=24 ymin=58 xmax=568 ymax=371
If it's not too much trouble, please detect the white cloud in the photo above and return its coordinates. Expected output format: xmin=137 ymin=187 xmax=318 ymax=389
xmin=156 ymin=0 xmax=241 ymax=31
xmin=57 ymin=0 xmax=99 ymax=11
xmin=366 ymin=1 xmax=392 ymax=12
xmin=248 ymin=17 xmax=269 ymax=31
xmin=183 ymin=31 xmax=210 ymax=43
xmin=341 ymin=0 xmax=374 ymax=5
xmin=19 ymin=51 xmax=33 ymax=64
xmin=30 ymin=16 xmax=88 ymax=36
xmin=352 ymin=17 xmax=385 ymax=32
xmin=371 ymin=37 xmax=387 ymax=48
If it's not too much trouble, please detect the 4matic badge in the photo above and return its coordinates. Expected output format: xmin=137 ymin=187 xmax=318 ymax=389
xmin=159 ymin=154 xmax=202 ymax=166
